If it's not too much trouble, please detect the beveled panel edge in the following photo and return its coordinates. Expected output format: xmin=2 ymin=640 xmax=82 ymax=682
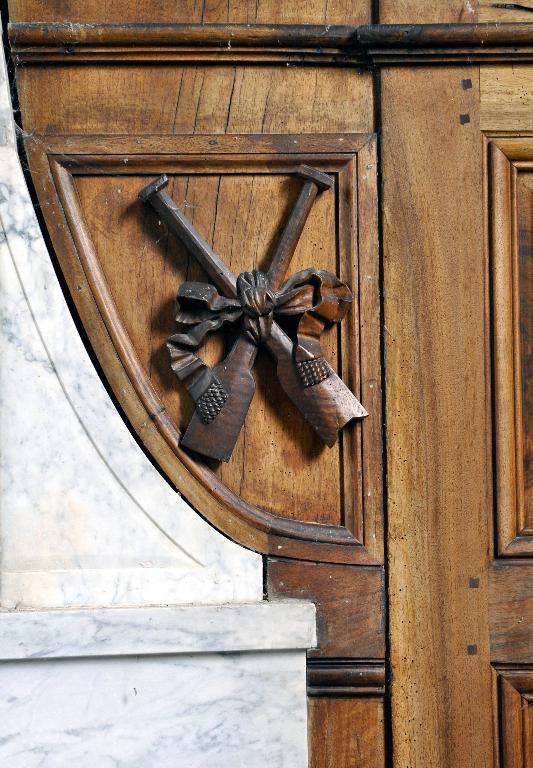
xmin=488 ymin=135 xmax=533 ymax=557
xmin=8 ymin=22 xmax=533 ymax=65
xmin=24 ymin=131 xmax=383 ymax=565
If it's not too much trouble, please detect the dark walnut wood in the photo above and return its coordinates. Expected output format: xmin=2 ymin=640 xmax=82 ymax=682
xmin=138 ymin=168 xmax=366 ymax=462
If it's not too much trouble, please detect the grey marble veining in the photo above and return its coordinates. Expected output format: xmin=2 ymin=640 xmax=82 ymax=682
xmin=0 ymin=35 xmax=262 ymax=610
xmin=0 ymin=651 xmax=308 ymax=768
xmin=0 ymin=603 xmax=316 ymax=660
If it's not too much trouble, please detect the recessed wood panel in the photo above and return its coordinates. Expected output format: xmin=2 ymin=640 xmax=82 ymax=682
xmin=490 ymin=562 xmax=533 ymax=663
xmin=490 ymin=138 xmax=533 ymax=556
xmin=25 ymin=132 xmax=382 ymax=563
xmin=73 ymin=169 xmax=348 ymax=526
xmin=498 ymin=669 xmax=533 ymax=767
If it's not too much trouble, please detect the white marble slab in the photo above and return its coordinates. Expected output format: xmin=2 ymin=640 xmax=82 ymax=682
xmin=0 ymin=32 xmax=262 ymax=609
xmin=0 ymin=650 xmax=309 ymax=768
xmin=0 ymin=603 xmax=316 ymax=660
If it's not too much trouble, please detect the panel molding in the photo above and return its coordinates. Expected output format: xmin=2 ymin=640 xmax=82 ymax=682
xmin=307 ymin=659 xmax=385 ymax=697
xmin=489 ymin=136 xmax=533 ymax=556
xmin=8 ymin=22 xmax=533 ymax=65
xmin=25 ymin=132 xmax=382 ymax=565
xmin=496 ymin=668 xmax=533 ymax=767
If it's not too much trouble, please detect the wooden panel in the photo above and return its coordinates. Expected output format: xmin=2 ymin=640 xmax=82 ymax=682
xmin=25 ymin=133 xmax=382 ymax=564
xmin=518 ymin=174 xmax=533 ymax=531
xmin=8 ymin=0 xmax=371 ymax=24
xmin=497 ymin=669 xmax=533 ymax=767
xmin=308 ymin=697 xmax=386 ymax=768
xmin=490 ymin=138 xmax=533 ymax=556
xmin=16 ymin=66 xmax=373 ymax=137
xmin=481 ymin=66 xmax=533 ymax=130
xmin=71 ymin=158 xmax=354 ymax=528
xmin=382 ymin=67 xmax=494 ymax=767
xmin=379 ymin=1 xmax=478 ymax=23
xmin=490 ymin=561 xmax=533 ymax=663
xmin=267 ymin=559 xmax=385 ymax=658
xmin=479 ymin=1 xmax=533 ymax=22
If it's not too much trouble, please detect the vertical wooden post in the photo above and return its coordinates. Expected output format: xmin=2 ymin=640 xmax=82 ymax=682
xmin=382 ymin=67 xmax=495 ymax=767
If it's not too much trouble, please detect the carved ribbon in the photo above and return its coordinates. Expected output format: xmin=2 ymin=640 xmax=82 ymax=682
xmin=167 ymin=268 xmax=352 ymax=400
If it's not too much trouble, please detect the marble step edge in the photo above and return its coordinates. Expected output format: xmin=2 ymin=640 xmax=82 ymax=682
xmin=0 ymin=601 xmax=316 ymax=661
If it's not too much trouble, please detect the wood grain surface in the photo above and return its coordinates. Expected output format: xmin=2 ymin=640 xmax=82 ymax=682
xmin=382 ymin=66 xmax=494 ymax=767
xmin=309 ymin=697 xmax=386 ymax=767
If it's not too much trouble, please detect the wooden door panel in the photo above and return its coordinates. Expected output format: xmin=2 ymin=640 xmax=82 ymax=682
xmin=490 ymin=137 xmax=533 ymax=556
xmin=498 ymin=670 xmax=533 ymax=767
xmin=73 ymin=166 xmax=347 ymax=526
xmin=26 ymin=132 xmax=382 ymax=563
xmin=490 ymin=562 xmax=533 ymax=663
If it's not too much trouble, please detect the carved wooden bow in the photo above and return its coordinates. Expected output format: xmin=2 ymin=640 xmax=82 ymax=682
xmin=140 ymin=168 xmax=367 ymax=462
xmin=168 ymin=267 xmax=352 ymax=374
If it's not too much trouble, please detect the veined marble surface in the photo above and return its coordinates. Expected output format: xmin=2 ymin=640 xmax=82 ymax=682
xmin=0 ymin=651 xmax=308 ymax=768
xmin=0 ymin=40 xmax=262 ymax=609
xmin=0 ymin=603 xmax=316 ymax=660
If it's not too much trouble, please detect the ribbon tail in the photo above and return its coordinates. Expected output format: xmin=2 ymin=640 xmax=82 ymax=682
xmin=167 ymin=339 xmax=229 ymax=425
xmin=292 ymin=313 xmax=333 ymax=388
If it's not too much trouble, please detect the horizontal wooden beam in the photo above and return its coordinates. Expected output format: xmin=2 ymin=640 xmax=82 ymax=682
xmin=8 ymin=22 xmax=533 ymax=65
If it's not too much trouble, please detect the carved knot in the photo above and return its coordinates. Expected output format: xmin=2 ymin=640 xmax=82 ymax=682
xmin=236 ymin=270 xmax=275 ymax=344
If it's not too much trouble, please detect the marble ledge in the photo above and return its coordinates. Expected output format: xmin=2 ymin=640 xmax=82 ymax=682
xmin=0 ymin=601 xmax=317 ymax=661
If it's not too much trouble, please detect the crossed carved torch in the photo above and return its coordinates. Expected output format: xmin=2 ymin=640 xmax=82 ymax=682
xmin=139 ymin=167 xmax=367 ymax=462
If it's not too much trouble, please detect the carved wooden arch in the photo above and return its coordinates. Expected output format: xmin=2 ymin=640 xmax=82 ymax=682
xmin=25 ymin=131 xmax=382 ymax=565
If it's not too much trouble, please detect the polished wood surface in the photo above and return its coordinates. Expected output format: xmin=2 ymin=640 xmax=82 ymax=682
xmin=490 ymin=137 xmax=533 ymax=557
xmin=26 ymin=133 xmax=382 ymax=564
xmin=309 ymin=697 xmax=386 ymax=768
xmin=497 ymin=669 xmax=533 ymax=766
xmin=8 ymin=2 xmax=533 ymax=766
xmin=382 ymin=66 xmax=494 ymax=767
